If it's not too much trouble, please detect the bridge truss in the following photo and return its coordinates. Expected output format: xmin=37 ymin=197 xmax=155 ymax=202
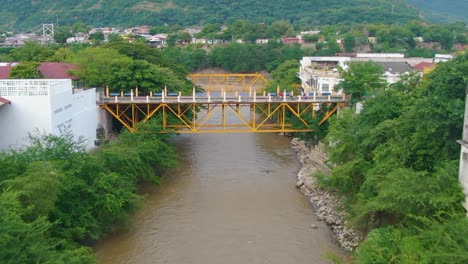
xmin=188 ymin=73 xmax=269 ymax=93
xmin=99 ymin=93 xmax=347 ymax=134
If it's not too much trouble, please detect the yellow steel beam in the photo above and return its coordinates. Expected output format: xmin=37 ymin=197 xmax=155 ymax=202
xmin=100 ymin=100 xmax=343 ymax=133
xmin=188 ymin=73 xmax=269 ymax=92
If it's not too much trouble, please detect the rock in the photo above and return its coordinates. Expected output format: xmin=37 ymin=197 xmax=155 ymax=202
xmin=295 ymin=179 xmax=304 ymax=188
xmin=292 ymin=138 xmax=363 ymax=251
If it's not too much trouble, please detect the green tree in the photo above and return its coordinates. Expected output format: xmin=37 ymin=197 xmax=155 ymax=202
xmin=54 ymin=26 xmax=73 ymax=44
xmin=150 ymin=25 xmax=171 ymax=35
xmin=270 ymin=20 xmax=294 ymax=38
xmin=335 ymin=61 xmax=386 ymax=103
xmin=270 ymin=59 xmax=301 ymax=90
xmin=8 ymin=41 xmax=57 ymax=62
xmin=178 ymin=31 xmax=192 ymax=42
xmin=72 ymin=47 xmax=133 ymax=87
xmin=302 ymin=34 xmax=320 ymax=43
xmin=107 ymin=33 xmax=124 ymax=43
xmin=8 ymin=61 xmax=42 ymax=78
xmin=71 ymin=22 xmax=89 ymax=33
xmin=166 ymin=34 xmax=178 ymax=47
xmin=343 ymin=34 xmax=356 ymax=52
xmin=89 ymin=31 xmax=105 ymax=44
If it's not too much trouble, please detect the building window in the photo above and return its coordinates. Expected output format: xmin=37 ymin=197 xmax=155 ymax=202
xmin=322 ymin=83 xmax=330 ymax=92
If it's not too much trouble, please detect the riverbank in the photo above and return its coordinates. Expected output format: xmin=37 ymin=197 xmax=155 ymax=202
xmin=291 ymin=138 xmax=362 ymax=251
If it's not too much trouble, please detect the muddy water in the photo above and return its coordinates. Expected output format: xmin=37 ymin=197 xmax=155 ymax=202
xmin=94 ymin=133 xmax=344 ymax=263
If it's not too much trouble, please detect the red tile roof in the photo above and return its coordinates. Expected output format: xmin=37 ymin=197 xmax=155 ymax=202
xmin=37 ymin=62 xmax=79 ymax=80
xmin=0 ymin=62 xmax=79 ymax=80
xmin=413 ymin=62 xmax=435 ymax=71
xmin=0 ymin=63 xmax=15 ymax=79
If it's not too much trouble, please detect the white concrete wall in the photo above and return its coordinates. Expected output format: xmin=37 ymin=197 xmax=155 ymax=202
xmin=70 ymin=88 xmax=99 ymax=150
xmin=0 ymin=95 xmax=52 ymax=149
xmin=0 ymin=79 xmax=99 ymax=151
xmin=0 ymin=80 xmax=55 ymax=149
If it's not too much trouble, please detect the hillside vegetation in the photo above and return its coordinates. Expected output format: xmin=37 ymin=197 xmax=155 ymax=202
xmin=407 ymin=0 xmax=468 ymax=23
xmin=0 ymin=0 xmax=421 ymax=31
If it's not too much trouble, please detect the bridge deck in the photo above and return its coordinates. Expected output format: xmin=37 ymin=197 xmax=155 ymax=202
xmin=99 ymin=94 xmax=347 ymax=133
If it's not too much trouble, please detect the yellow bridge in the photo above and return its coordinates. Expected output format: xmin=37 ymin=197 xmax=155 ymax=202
xmin=99 ymin=90 xmax=347 ymax=134
xmin=188 ymin=73 xmax=269 ymax=92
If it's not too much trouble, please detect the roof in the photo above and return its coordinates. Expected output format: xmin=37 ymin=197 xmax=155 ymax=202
xmin=413 ymin=62 xmax=435 ymax=71
xmin=37 ymin=62 xmax=79 ymax=80
xmin=0 ymin=62 xmax=79 ymax=80
xmin=374 ymin=61 xmax=413 ymax=74
xmin=0 ymin=96 xmax=11 ymax=105
xmin=0 ymin=63 xmax=18 ymax=79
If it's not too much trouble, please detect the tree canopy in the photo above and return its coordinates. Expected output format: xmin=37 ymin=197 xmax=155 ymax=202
xmin=317 ymin=53 xmax=468 ymax=262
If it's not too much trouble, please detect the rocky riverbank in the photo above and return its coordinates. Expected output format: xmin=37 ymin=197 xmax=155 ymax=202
xmin=291 ymin=138 xmax=362 ymax=251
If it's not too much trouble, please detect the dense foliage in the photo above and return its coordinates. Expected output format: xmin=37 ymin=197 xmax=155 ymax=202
xmin=406 ymin=0 xmax=468 ymax=23
xmin=318 ymin=53 xmax=468 ymax=262
xmin=0 ymin=121 xmax=178 ymax=263
xmin=0 ymin=0 xmax=423 ymax=32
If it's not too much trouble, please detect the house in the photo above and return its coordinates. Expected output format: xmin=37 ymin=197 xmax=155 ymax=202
xmin=300 ymin=31 xmax=320 ymax=36
xmin=414 ymin=36 xmax=424 ymax=43
xmin=37 ymin=62 xmax=79 ymax=80
xmin=374 ymin=61 xmax=413 ymax=84
xmin=122 ymin=26 xmax=150 ymax=35
xmin=298 ymin=54 xmax=418 ymax=95
xmin=184 ymin=28 xmax=202 ymax=36
xmin=0 ymin=62 xmax=81 ymax=87
xmin=367 ymin=37 xmax=376 ymax=44
xmin=66 ymin=33 xmax=88 ymax=44
xmin=1 ymin=33 xmax=39 ymax=47
xmin=413 ymin=62 xmax=435 ymax=76
xmin=0 ymin=62 xmax=78 ymax=80
xmin=434 ymin=54 xmax=453 ymax=63
xmin=192 ymin=38 xmax=207 ymax=44
xmin=281 ymin=37 xmax=304 ymax=44
xmin=255 ymin=39 xmax=269 ymax=44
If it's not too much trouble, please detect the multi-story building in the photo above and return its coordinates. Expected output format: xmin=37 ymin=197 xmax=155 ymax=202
xmin=299 ymin=56 xmax=350 ymax=95
xmin=298 ymin=53 xmax=433 ymax=95
xmin=0 ymin=79 xmax=100 ymax=150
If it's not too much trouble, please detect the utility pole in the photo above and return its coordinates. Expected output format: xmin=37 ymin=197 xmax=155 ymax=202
xmin=457 ymin=80 xmax=468 ymax=214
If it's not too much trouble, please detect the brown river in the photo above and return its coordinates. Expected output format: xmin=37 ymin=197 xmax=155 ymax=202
xmin=94 ymin=132 xmax=344 ymax=264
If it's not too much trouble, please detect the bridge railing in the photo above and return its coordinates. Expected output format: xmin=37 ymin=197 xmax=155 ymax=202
xmin=99 ymin=94 xmax=348 ymax=104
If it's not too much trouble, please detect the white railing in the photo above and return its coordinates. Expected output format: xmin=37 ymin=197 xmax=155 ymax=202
xmin=0 ymin=79 xmax=71 ymax=97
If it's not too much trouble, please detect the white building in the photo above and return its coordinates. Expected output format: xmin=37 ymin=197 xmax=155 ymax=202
xmin=298 ymin=54 xmax=416 ymax=95
xmin=0 ymin=79 xmax=99 ymax=150
xmin=299 ymin=56 xmax=350 ymax=95
xmin=434 ymin=54 xmax=454 ymax=63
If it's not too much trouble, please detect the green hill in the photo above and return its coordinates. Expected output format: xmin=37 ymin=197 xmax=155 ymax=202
xmin=0 ymin=0 xmax=421 ymax=32
xmin=407 ymin=0 xmax=468 ymax=23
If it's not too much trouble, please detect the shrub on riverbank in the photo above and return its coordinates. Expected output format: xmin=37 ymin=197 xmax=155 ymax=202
xmin=0 ymin=121 xmax=177 ymax=263
xmin=316 ymin=53 xmax=468 ymax=262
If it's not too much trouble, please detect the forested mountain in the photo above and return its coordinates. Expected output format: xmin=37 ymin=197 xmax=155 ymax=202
xmin=407 ymin=0 xmax=468 ymax=23
xmin=0 ymin=0 xmax=421 ymax=32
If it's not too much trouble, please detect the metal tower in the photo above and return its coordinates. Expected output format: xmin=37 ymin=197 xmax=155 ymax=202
xmin=41 ymin=24 xmax=54 ymax=44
